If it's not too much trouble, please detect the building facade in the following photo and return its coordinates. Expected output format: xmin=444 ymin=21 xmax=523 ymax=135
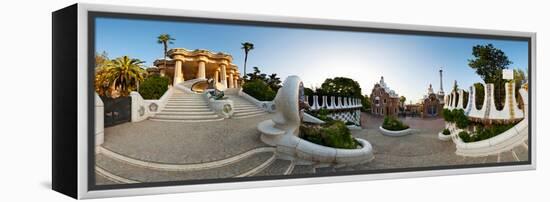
xmin=151 ymin=48 xmax=242 ymax=92
xmin=370 ymin=76 xmax=400 ymax=117
xmin=422 ymin=84 xmax=444 ymax=118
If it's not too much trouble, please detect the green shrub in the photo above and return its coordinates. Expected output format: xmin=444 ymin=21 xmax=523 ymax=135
xmin=443 ymin=109 xmax=453 ymax=122
xmin=443 ymin=109 xmax=470 ymax=129
xmin=459 ymin=124 xmax=515 ymax=142
xmin=138 ymin=75 xmax=169 ymax=99
xmin=471 ymin=124 xmax=514 ymax=142
xmin=317 ymin=108 xmax=331 ymax=121
xmin=455 ymin=114 xmax=470 ymax=129
xmin=442 ymin=128 xmax=451 ymax=135
xmin=459 ymin=131 xmax=471 ymax=142
xmin=242 ymin=79 xmax=276 ymax=101
xmin=382 ymin=116 xmax=409 ymax=131
xmin=345 ymin=121 xmax=356 ymax=126
xmin=300 ymin=120 xmax=358 ymax=149
xmin=299 ymin=124 xmax=323 ymax=145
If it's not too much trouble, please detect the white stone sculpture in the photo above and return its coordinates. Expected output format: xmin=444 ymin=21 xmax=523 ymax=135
xmin=257 ymin=76 xmax=374 ymax=165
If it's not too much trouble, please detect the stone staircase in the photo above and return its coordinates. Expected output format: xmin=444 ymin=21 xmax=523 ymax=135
xmin=226 ymin=95 xmax=267 ymax=119
xmin=149 ymin=89 xmax=223 ymax=122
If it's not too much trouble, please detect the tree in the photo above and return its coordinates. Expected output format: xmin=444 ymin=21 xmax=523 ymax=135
xmin=473 ymin=82 xmax=485 ymax=109
xmin=362 ymin=95 xmax=371 ymax=112
xmin=95 ymin=52 xmax=112 ymax=97
xmin=266 ymin=73 xmax=282 ymax=91
xmin=241 ymin=66 xmax=281 ymax=99
xmin=105 ymin=56 xmax=146 ymax=97
xmin=241 ymin=42 xmax=254 ymax=78
xmin=304 ymin=87 xmax=314 ymax=96
xmin=468 ymin=44 xmax=512 ymax=109
xmin=246 ymin=67 xmax=265 ymax=81
xmin=318 ymin=77 xmax=362 ymax=98
xmin=513 ymin=69 xmax=527 ymax=91
xmin=95 ymin=51 xmax=109 ymax=69
xmin=157 ymin=34 xmax=175 ymax=73
xmin=399 ymin=96 xmax=406 ymax=108
xmin=452 ymin=80 xmax=459 ymax=92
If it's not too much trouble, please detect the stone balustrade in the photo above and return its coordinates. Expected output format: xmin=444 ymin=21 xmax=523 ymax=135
xmin=307 ymin=95 xmax=362 ymax=111
xmin=444 ymin=82 xmax=525 ymax=122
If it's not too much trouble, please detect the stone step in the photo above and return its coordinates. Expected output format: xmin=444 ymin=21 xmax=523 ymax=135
xmin=95 ymin=152 xmax=275 ymax=183
xmin=253 ymin=159 xmax=293 ymax=177
xmin=151 ymin=114 xmax=220 ymax=120
xmin=164 ymin=105 xmax=211 ymax=109
xmin=155 ymin=111 xmax=216 ymax=116
xmin=168 ymin=98 xmax=206 ymax=101
xmin=233 ymin=104 xmax=259 ymax=108
xmin=165 ymin=102 xmax=208 ymax=106
xmin=161 ymin=108 xmax=213 ymax=112
xmin=233 ymin=107 xmax=264 ymax=112
xmin=168 ymin=98 xmax=205 ymax=100
xmin=167 ymin=101 xmax=206 ymax=104
xmin=233 ymin=110 xmax=267 ymax=118
xmin=290 ymin=165 xmax=315 ymax=175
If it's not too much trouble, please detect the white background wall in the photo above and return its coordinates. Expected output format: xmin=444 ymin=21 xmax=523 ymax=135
xmin=0 ymin=0 xmax=547 ymax=201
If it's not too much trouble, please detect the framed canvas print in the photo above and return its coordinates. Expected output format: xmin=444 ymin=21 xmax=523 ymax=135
xmin=52 ymin=3 xmax=536 ymax=199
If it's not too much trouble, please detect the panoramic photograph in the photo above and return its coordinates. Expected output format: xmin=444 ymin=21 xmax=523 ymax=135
xmin=92 ymin=16 xmax=530 ymax=186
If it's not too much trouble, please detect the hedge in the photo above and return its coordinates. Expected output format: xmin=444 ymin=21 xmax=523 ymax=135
xmin=138 ymin=75 xmax=169 ymax=99
xmin=242 ymin=79 xmax=276 ymax=101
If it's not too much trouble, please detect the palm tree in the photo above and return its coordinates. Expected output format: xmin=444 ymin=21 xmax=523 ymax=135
xmin=241 ymin=42 xmax=254 ymax=78
xmin=105 ymin=56 xmax=146 ymax=97
xmin=157 ymin=34 xmax=176 ymax=71
xmin=267 ymin=73 xmax=282 ymax=91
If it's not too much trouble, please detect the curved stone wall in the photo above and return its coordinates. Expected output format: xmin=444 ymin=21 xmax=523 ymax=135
xmin=444 ymin=82 xmax=524 ymax=121
xmin=452 ymin=88 xmax=529 ymax=157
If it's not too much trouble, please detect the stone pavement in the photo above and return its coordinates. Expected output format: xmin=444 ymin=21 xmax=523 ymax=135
xmin=102 ymin=113 xmax=274 ymax=164
xmin=96 ymin=112 xmax=528 ymax=185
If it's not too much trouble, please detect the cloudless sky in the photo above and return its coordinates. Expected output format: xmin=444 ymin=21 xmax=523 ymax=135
xmin=95 ymin=17 xmax=529 ymax=103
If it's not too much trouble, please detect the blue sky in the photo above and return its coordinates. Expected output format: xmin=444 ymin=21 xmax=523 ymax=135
xmin=95 ymin=17 xmax=529 ymax=103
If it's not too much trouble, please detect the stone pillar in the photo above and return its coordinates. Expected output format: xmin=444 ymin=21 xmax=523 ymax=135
xmin=220 ymin=64 xmax=228 ymax=88
xmin=228 ymin=70 xmax=234 ymax=88
xmin=214 ymin=69 xmax=220 ymax=84
xmin=173 ymin=59 xmax=184 ymax=86
xmin=197 ymin=60 xmax=206 ymax=79
xmin=234 ymin=77 xmax=239 ymax=88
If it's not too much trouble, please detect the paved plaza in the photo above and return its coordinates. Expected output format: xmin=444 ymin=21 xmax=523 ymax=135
xmin=96 ymin=111 xmax=528 ymax=185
